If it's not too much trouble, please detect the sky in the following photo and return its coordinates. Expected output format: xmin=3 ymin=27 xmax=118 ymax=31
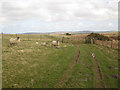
xmin=0 ymin=0 xmax=119 ymax=34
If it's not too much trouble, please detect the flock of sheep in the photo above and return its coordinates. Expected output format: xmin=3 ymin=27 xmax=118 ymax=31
xmin=9 ymin=37 xmax=60 ymax=48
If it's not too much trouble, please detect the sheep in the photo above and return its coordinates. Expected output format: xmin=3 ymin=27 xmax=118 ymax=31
xmin=92 ymin=53 xmax=96 ymax=58
xmin=51 ymin=40 xmax=59 ymax=48
xmin=43 ymin=42 xmax=48 ymax=45
xmin=36 ymin=41 xmax=39 ymax=44
xmin=41 ymin=42 xmax=48 ymax=46
xmin=9 ymin=37 xmax=20 ymax=45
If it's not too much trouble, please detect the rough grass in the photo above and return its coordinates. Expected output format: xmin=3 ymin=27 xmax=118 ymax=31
xmin=2 ymin=34 xmax=118 ymax=88
xmin=2 ymin=34 xmax=77 ymax=88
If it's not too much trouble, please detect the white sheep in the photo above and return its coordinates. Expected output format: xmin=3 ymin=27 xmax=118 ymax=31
xmin=92 ymin=53 xmax=96 ymax=58
xmin=43 ymin=42 xmax=48 ymax=45
xmin=41 ymin=42 xmax=48 ymax=46
xmin=9 ymin=37 xmax=20 ymax=45
xmin=36 ymin=41 xmax=39 ymax=44
xmin=51 ymin=40 xmax=59 ymax=48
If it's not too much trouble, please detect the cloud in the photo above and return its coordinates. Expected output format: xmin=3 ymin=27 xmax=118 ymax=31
xmin=0 ymin=0 xmax=118 ymax=33
xmin=0 ymin=0 xmax=118 ymax=24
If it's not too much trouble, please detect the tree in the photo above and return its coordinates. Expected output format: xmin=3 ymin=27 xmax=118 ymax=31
xmin=66 ymin=33 xmax=71 ymax=35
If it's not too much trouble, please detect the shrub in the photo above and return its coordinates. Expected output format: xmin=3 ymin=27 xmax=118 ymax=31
xmin=85 ymin=33 xmax=111 ymax=43
xmin=66 ymin=33 xmax=71 ymax=35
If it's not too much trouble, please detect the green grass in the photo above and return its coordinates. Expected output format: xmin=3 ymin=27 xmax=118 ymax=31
xmin=2 ymin=34 xmax=77 ymax=88
xmin=62 ymin=44 xmax=94 ymax=88
xmin=88 ymin=44 xmax=118 ymax=88
xmin=2 ymin=34 xmax=118 ymax=88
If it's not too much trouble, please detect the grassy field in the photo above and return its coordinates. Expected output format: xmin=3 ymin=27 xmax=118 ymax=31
xmin=2 ymin=34 xmax=118 ymax=88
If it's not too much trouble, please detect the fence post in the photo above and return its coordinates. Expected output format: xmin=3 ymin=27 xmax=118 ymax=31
xmin=102 ymin=40 xmax=103 ymax=46
xmin=40 ymin=34 xmax=41 ymax=40
xmin=62 ymin=37 xmax=64 ymax=43
xmin=91 ymin=39 xmax=93 ymax=44
xmin=95 ymin=39 xmax=96 ymax=45
xmin=93 ymin=38 xmax=94 ymax=44
xmin=106 ymin=40 xmax=107 ymax=47
xmin=16 ymin=34 xmax=17 ymax=37
xmin=103 ymin=40 xmax=105 ymax=46
xmin=85 ymin=37 xmax=86 ymax=43
xmin=28 ymin=34 xmax=29 ymax=40
xmin=2 ymin=32 xmax=3 ymax=40
xmin=111 ymin=40 xmax=112 ymax=48
xmin=102 ymin=40 xmax=104 ymax=46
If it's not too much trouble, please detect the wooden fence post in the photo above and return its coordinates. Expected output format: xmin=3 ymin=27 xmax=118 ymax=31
xmin=106 ymin=40 xmax=107 ymax=47
xmin=2 ymin=32 xmax=3 ymax=40
xmin=40 ymin=34 xmax=41 ymax=40
xmin=102 ymin=40 xmax=103 ymax=46
xmin=91 ymin=39 xmax=93 ymax=44
xmin=111 ymin=40 xmax=112 ymax=48
xmin=95 ymin=39 xmax=97 ymax=45
xmin=103 ymin=41 xmax=105 ymax=46
xmin=93 ymin=39 xmax=94 ymax=44
xmin=102 ymin=40 xmax=104 ymax=46
xmin=85 ymin=37 xmax=86 ymax=43
xmin=16 ymin=34 xmax=17 ymax=37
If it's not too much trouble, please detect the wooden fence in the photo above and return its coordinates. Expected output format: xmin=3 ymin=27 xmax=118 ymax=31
xmin=1 ymin=33 xmax=119 ymax=49
xmin=94 ymin=40 xmax=119 ymax=49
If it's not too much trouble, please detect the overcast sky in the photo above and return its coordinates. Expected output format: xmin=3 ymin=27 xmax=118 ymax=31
xmin=0 ymin=0 xmax=119 ymax=34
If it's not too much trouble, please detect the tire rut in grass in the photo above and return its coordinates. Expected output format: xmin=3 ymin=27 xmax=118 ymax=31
xmin=93 ymin=58 xmax=105 ymax=88
xmin=87 ymin=45 xmax=105 ymax=88
xmin=55 ymin=46 xmax=80 ymax=88
xmin=66 ymin=45 xmax=89 ymax=88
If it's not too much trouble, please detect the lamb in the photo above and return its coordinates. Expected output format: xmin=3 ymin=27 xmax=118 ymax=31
xmin=9 ymin=37 xmax=20 ymax=45
xmin=51 ymin=40 xmax=59 ymax=48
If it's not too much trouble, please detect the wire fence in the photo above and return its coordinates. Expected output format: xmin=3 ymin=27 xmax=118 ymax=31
xmin=92 ymin=39 xmax=119 ymax=49
xmin=1 ymin=33 xmax=46 ymax=41
xmin=1 ymin=33 xmax=119 ymax=49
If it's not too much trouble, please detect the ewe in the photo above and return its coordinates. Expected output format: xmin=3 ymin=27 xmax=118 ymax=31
xmin=51 ymin=40 xmax=59 ymax=48
xmin=9 ymin=37 xmax=20 ymax=45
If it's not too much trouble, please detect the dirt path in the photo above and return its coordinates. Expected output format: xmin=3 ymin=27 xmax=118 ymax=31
xmin=87 ymin=45 xmax=105 ymax=88
xmin=55 ymin=45 xmax=80 ymax=88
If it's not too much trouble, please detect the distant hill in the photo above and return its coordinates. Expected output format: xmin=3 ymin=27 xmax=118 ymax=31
xmin=22 ymin=30 xmax=117 ymax=35
xmin=23 ymin=32 xmax=51 ymax=34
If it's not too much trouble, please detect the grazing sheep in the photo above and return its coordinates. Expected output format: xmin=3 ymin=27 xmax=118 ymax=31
xmin=41 ymin=42 xmax=48 ymax=46
xmin=43 ymin=42 xmax=48 ymax=45
xmin=36 ymin=41 xmax=39 ymax=44
xmin=51 ymin=40 xmax=59 ymax=48
xmin=9 ymin=37 xmax=20 ymax=45
xmin=92 ymin=53 xmax=96 ymax=58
